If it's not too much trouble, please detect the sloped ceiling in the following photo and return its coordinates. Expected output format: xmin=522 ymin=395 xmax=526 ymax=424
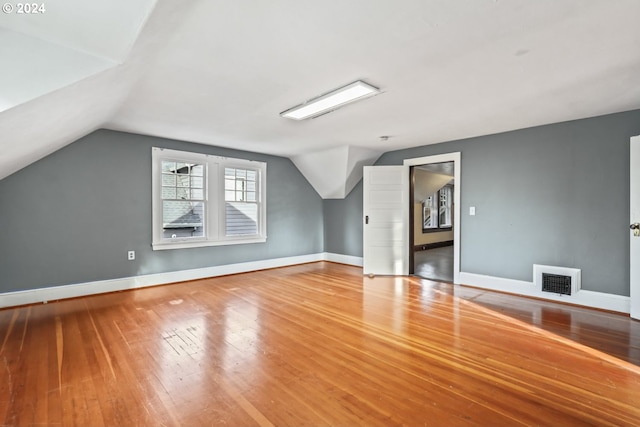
xmin=2 ymin=1 xmax=640 ymax=198
xmin=414 ymin=169 xmax=454 ymax=203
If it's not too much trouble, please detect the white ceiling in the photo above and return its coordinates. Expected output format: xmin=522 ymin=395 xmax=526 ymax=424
xmin=1 ymin=0 xmax=640 ymax=197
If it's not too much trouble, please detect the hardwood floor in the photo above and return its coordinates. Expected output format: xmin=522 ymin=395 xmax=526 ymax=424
xmin=414 ymin=246 xmax=454 ymax=282
xmin=1 ymin=261 xmax=639 ymax=426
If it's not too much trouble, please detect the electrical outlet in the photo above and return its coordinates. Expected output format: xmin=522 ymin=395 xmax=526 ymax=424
xmin=127 ymin=250 xmax=135 ymax=261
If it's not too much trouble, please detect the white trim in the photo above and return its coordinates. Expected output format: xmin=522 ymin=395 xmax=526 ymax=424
xmin=0 ymin=253 xmax=325 ymax=309
xmin=459 ymin=271 xmax=630 ymax=314
xmin=0 ymin=253 xmax=367 ymax=309
xmin=630 ymin=135 xmax=640 ymax=320
xmin=323 ymin=252 xmax=363 ymax=266
xmin=153 ymin=236 xmax=267 ymax=251
xmin=6 ymin=256 xmax=626 ymax=313
xmin=404 ymin=152 xmax=461 ymax=284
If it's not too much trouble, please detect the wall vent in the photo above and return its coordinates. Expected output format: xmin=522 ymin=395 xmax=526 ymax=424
xmin=534 ymin=265 xmax=581 ymax=296
xmin=542 ymin=273 xmax=572 ymax=295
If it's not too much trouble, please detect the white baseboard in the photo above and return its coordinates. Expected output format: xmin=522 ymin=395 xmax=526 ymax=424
xmin=323 ymin=253 xmax=363 ymax=267
xmin=0 ymin=253 xmax=366 ymax=309
xmin=0 ymin=253 xmax=329 ymax=309
xmin=459 ymin=272 xmax=630 ymax=314
xmin=3 ymin=257 xmax=625 ymax=314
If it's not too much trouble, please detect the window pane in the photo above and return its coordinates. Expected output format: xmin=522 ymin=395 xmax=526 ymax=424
xmin=226 ymin=202 xmax=257 ymax=236
xmin=176 ymin=188 xmax=189 ymax=199
xmin=439 ymin=186 xmax=452 ymax=227
xmin=191 ymin=164 xmax=204 ymax=176
xmin=440 ymin=210 xmax=451 ymax=227
xmin=176 ymin=163 xmax=190 ymax=174
xmin=423 ymin=206 xmax=437 ymax=229
xmin=163 ymin=201 xmax=204 ymax=238
xmin=423 ymin=192 xmax=439 ymax=229
xmin=162 ymin=187 xmax=176 ymax=199
xmin=176 ymin=176 xmax=189 ymax=187
xmin=162 ymin=161 xmax=176 ymax=173
xmin=191 ymin=189 xmax=204 ymax=200
xmin=162 ymin=174 xmax=176 ymax=186
xmin=223 ymin=168 xmax=259 ymax=229
xmin=191 ymin=176 xmax=203 ymax=188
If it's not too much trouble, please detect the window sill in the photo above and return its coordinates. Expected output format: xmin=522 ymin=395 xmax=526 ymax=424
xmin=152 ymin=236 xmax=267 ymax=251
xmin=421 ymin=227 xmax=452 ymax=234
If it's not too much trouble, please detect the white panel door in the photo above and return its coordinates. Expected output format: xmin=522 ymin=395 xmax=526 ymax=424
xmin=363 ymin=165 xmax=409 ymax=275
xmin=630 ymin=135 xmax=640 ymax=320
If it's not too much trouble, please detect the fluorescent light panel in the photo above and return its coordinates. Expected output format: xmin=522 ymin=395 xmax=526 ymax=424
xmin=281 ymin=80 xmax=380 ymax=120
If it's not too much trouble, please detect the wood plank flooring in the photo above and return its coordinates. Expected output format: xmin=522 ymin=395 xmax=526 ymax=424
xmin=1 ymin=261 xmax=639 ymax=426
xmin=414 ymin=246 xmax=454 ymax=282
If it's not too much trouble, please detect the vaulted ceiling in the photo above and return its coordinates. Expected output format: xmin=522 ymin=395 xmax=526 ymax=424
xmin=2 ymin=1 xmax=640 ymax=197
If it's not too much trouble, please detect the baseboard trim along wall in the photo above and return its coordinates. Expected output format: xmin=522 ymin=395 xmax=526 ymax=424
xmin=2 ymin=257 xmax=628 ymax=314
xmin=0 ymin=253 xmax=365 ymax=309
xmin=459 ymin=272 xmax=630 ymax=314
xmin=323 ymin=253 xmax=364 ymax=267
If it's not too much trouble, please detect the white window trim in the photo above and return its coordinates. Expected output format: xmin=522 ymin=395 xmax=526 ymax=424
xmin=152 ymin=147 xmax=267 ymax=250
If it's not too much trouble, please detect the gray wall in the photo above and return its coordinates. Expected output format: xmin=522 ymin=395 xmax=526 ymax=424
xmin=323 ymin=186 xmax=363 ymax=258
xmin=3 ymin=110 xmax=640 ymax=297
xmin=324 ymin=109 xmax=640 ymax=296
xmin=0 ymin=130 xmax=324 ymax=293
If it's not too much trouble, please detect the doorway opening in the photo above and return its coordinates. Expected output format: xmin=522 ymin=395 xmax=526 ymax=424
xmin=409 ymin=162 xmax=455 ymax=281
xmin=362 ymin=153 xmax=459 ymax=280
xmin=404 ymin=152 xmax=460 ymax=284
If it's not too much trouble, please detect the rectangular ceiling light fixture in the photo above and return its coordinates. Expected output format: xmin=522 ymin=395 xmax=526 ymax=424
xmin=280 ymin=80 xmax=380 ymax=120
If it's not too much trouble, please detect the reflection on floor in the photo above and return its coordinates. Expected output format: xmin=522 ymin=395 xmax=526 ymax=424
xmin=447 ymin=281 xmax=640 ymax=366
xmin=414 ymin=245 xmax=453 ymax=282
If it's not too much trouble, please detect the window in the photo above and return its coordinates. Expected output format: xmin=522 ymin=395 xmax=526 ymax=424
xmin=161 ymin=160 xmax=205 ymax=239
xmin=422 ymin=185 xmax=452 ymax=232
xmin=225 ymin=167 xmax=258 ymax=236
xmin=152 ymin=148 xmax=266 ymax=250
xmin=439 ymin=185 xmax=452 ymax=228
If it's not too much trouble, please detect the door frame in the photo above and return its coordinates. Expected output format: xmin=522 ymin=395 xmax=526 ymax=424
xmin=404 ymin=153 xmax=461 ymax=284
xmin=630 ymin=135 xmax=640 ymax=320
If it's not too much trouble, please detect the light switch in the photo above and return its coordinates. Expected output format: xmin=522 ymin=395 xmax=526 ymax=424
xmin=469 ymin=206 xmax=476 ymax=216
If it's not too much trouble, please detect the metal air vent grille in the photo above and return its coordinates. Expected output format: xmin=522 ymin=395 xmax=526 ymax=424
xmin=542 ymin=273 xmax=572 ymax=295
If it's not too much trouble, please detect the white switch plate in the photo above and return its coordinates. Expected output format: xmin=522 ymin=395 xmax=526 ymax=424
xmin=469 ymin=206 xmax=476 ymax=216
xmin=127 ymin=250 xmax=135 ymax=261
